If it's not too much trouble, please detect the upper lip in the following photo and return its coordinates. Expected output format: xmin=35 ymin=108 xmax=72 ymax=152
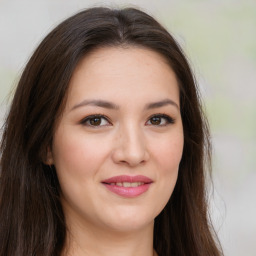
xmin=102 ymin=175 xmax=153 ymax=184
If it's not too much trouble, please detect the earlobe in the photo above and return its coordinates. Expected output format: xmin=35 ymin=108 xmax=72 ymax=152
xmin=44 ymin=147 xmax=54 ymax=165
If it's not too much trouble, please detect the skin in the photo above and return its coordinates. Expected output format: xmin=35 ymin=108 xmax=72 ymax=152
xmin=47 ymin=47 xmax=184 ymax=256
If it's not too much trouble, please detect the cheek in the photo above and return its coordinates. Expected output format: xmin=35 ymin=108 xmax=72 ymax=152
xmin=52 ymin=128 xmax=108 ymax=182
xmin=144 ymin=139 xmax=183 ymax=219
xmin=150 ymin=133 xmax=183 ymax=205
xmin=152 ymin=134 xmax=184 ymax=174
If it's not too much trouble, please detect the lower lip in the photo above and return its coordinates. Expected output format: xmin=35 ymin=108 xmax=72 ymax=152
xmin=103 ymin=183 xmax=151 ymax=198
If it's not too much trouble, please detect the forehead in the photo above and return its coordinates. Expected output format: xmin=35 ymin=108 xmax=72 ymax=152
xmin=73 ymin=46 xmax=173 ymax=77
xmin=66 ymin=46 xmax=179 ymax=109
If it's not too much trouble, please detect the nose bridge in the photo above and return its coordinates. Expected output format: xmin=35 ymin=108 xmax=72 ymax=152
xmin=123 ymin=122 xmax=143 ymax=151
xmin=113 ymin=121 xmax=149 ymax=166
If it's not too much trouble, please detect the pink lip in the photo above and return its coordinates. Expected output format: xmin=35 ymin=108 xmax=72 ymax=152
xmin=102 ymin=175 xmax=153 ymax=198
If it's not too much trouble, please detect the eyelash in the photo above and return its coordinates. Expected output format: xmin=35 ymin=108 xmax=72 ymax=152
xmin=146 ymin=114 xmax=175 ymax=126
xmin=80 ymin=114 xmax=111 ymax=127
xmin=80 ymin=113 xmax=175 ymax=127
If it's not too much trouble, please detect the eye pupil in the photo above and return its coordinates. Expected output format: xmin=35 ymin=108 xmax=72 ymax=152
xmin=90 ymin=117 xmax=101 ymax=126
xmin=150 ymin=117 xmax=161 ymax=125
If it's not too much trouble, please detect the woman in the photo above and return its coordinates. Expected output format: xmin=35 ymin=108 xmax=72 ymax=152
xmin=0 ymin=7 xmax=223 ymax=256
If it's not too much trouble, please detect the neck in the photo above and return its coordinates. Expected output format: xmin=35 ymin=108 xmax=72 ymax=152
xmin=62 ymin=215 xmax=155 ymax=256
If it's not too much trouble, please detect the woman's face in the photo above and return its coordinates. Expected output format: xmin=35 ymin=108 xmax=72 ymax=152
xmin=48 ymin=47 xmax=184 ymax=233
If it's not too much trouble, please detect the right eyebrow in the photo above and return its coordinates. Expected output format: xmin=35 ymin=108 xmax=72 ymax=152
xmin=145 ymin=98 xmax=179 ymax=110
xmin=70 ymin=99 xmax=120 ymax=111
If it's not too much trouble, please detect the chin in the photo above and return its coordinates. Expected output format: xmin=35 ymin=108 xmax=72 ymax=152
xmin=106 ymin=219 xmax=154 ymax=233
xmin=99 ymin=207 xmax=156 ymax=233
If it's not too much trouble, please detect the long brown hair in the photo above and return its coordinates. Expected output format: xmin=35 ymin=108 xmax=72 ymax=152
xmin=0 ymin=7 xmax=222 ymax=256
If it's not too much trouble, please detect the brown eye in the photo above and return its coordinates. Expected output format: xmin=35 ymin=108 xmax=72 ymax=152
xmin=150 ymin=116 xmax=161 ymax=125
xmin=89 ymin=117 xmax=102 ymax=126
xmin=81 ymin=115 xmax=110 ymax=127
xmin=146 ymin=114 xmax=175 ymax=126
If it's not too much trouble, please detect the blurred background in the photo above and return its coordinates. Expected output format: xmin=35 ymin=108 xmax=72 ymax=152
xmin=0 ymin=0 xmax=255 ymax=255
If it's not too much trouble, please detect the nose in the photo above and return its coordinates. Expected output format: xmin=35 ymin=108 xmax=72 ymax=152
xmin=112 ymin=124 xmax=149 ymax=167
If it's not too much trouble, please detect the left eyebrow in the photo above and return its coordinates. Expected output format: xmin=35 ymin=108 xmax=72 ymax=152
xmin=144 ymin=99 xmax=179 ymax=110
xmin=70 ymin=99 xmax=119 ymax=111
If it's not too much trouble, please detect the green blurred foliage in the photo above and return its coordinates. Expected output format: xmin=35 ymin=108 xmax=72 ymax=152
xmin=158 ymin=0 xmax=256 ymax=174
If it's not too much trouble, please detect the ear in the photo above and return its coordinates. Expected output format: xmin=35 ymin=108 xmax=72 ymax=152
xmin=44 ymin=146 xmax=54 ymax=165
